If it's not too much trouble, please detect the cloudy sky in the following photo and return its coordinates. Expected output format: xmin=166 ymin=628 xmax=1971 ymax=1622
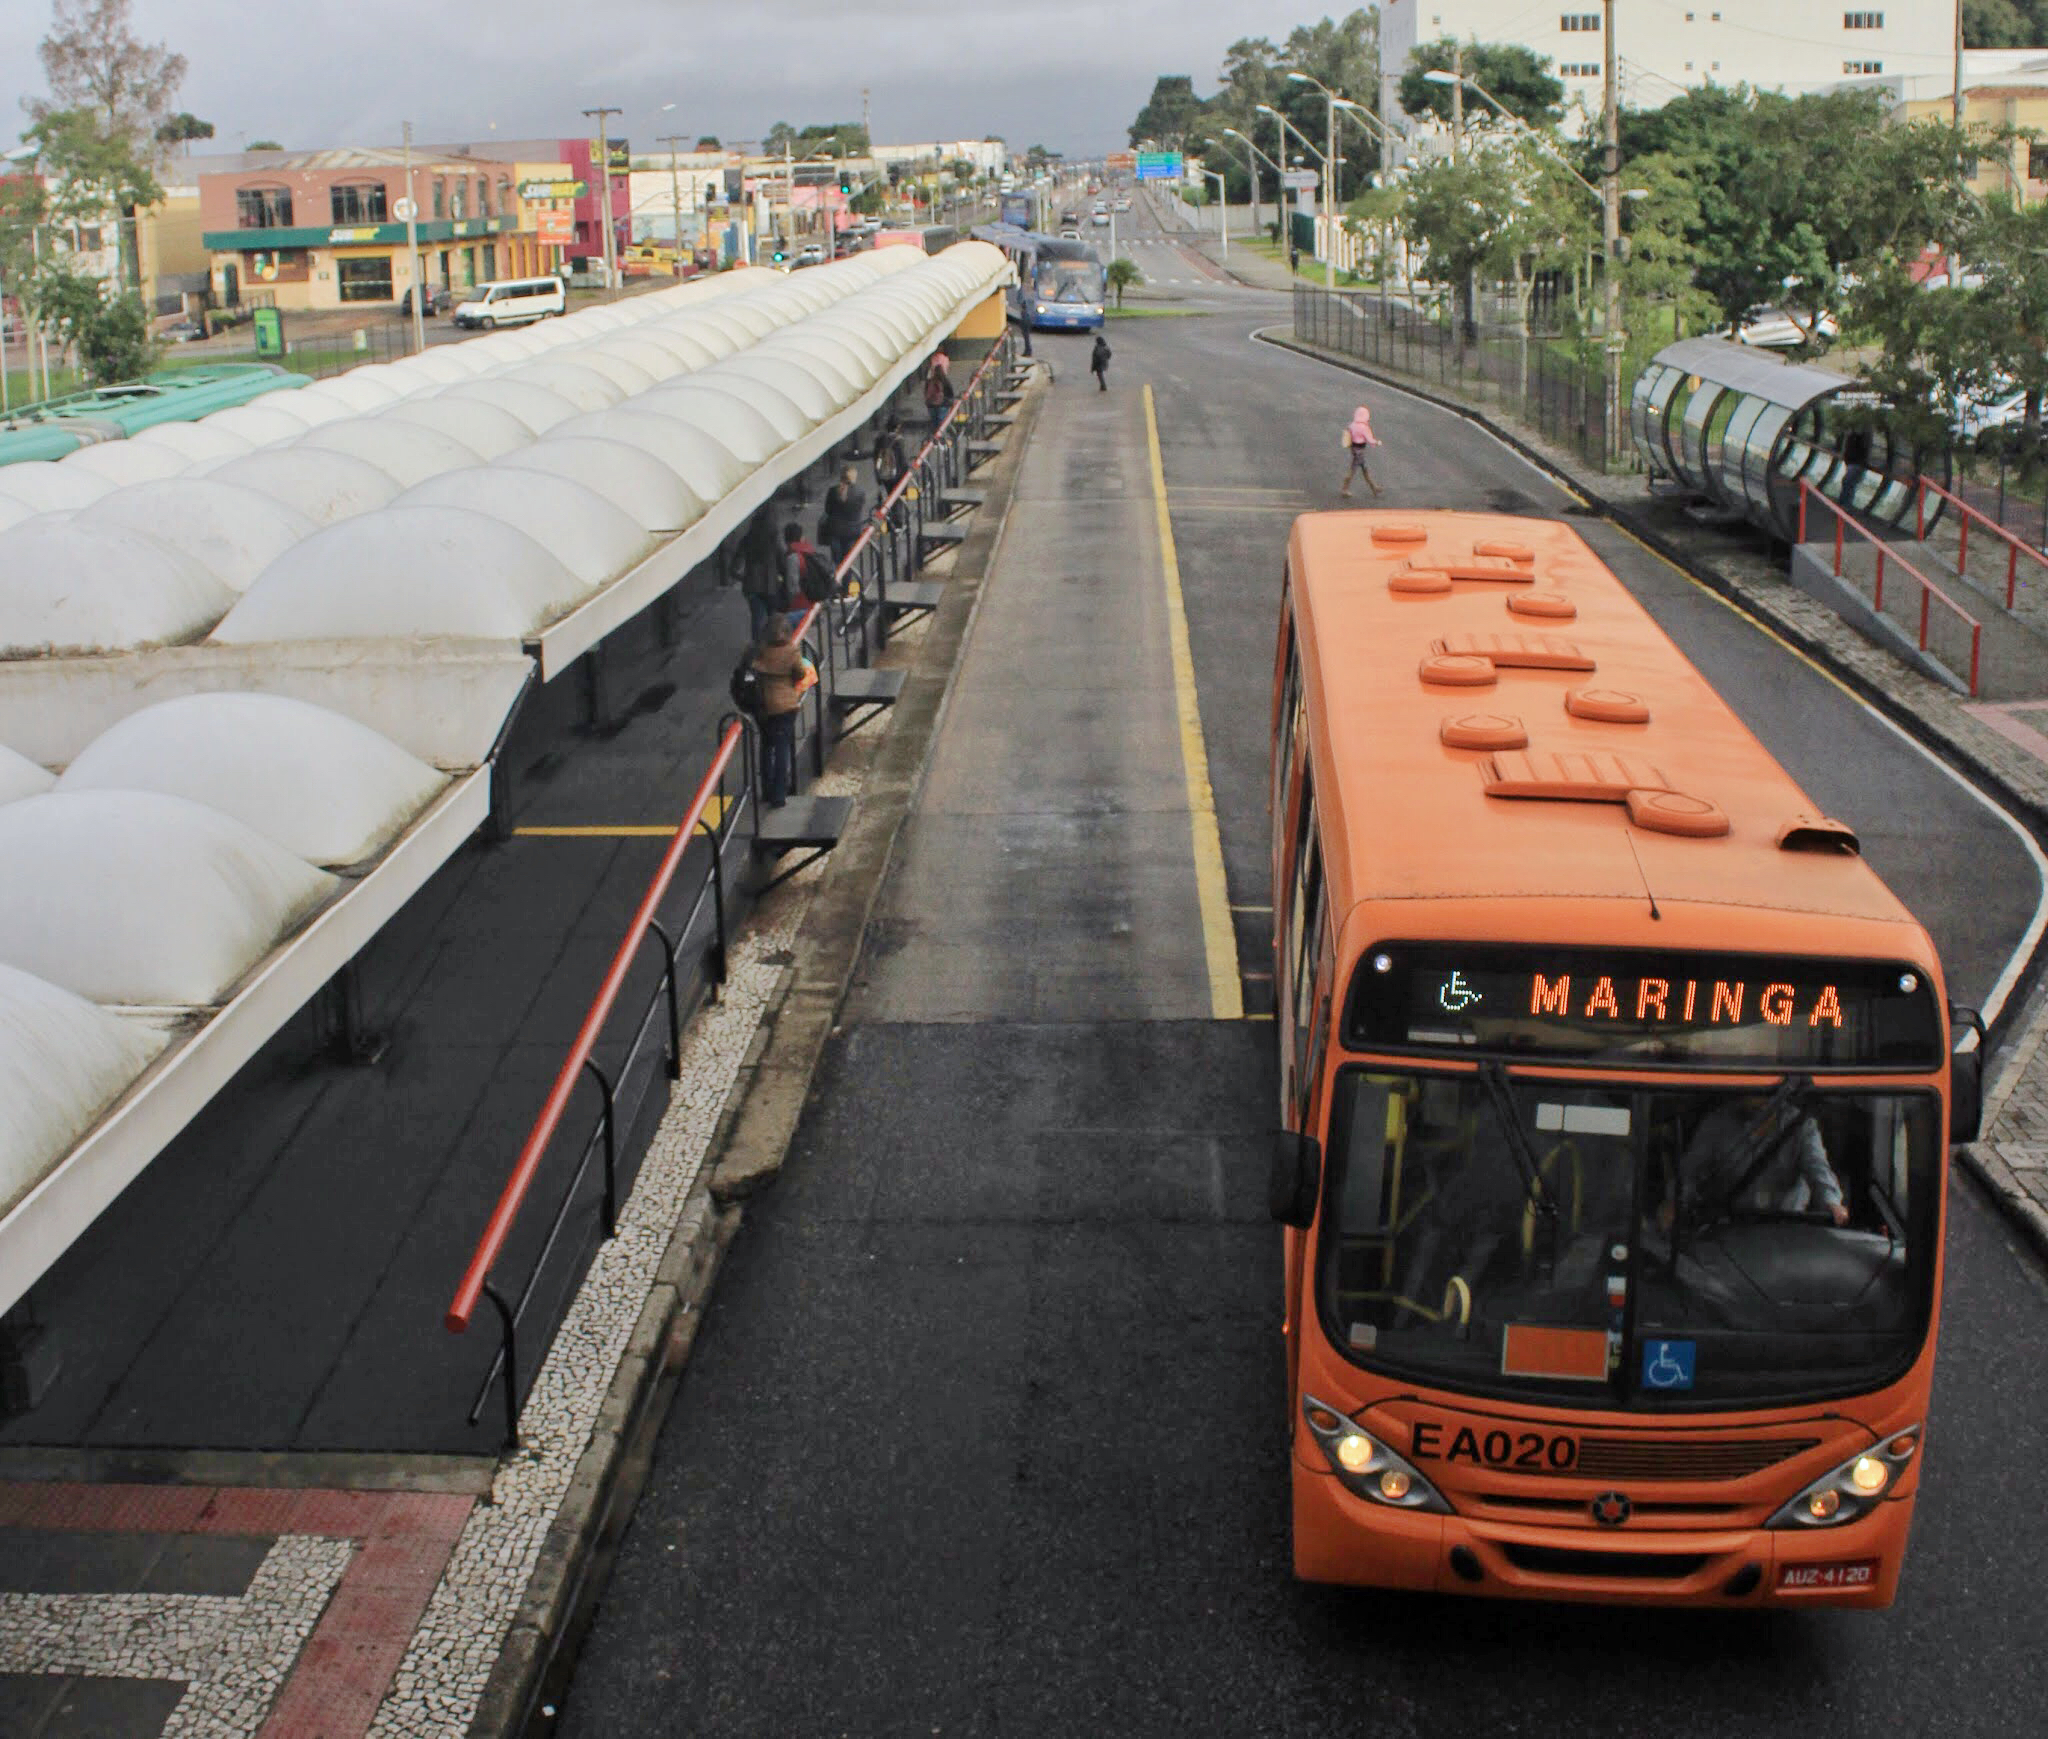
xmin=6 ymin=0 xmax=1340 ymax=158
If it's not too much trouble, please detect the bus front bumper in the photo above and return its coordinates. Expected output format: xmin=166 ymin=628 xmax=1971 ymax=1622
xmin=1291 ymin=1461 xmax=1908 ymax=1607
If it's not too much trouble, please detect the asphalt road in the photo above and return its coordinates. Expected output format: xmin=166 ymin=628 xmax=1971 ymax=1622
xmin=555 ymin=200 xmax=2048 ymax=1736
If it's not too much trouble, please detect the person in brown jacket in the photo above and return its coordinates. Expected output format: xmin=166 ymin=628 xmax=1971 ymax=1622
xmin=751 ymin=613 xmax=812 ymax=809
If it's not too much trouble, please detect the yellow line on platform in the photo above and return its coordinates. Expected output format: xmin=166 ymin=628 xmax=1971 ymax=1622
xmin=1144 ymin=382 xmax=1244 ymax=1022
xmin=514 ymin=798 xmax=733 ymax=838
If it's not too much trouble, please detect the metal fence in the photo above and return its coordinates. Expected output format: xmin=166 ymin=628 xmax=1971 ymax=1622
xmin=1293 ymin=286 xmax=1637 ymax=476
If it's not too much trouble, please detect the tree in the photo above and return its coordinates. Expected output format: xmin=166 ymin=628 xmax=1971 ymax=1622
xmin=23 ymin=105 xmax=161 ymax=293
xmin=246 ymin=139 xmax=282 ymax=152
xmin=1964 ymin=0 xmax=2041 ymax=47
xmin=695 ymin=134 xmax=721 ymax=151
xmin=1130 ymin=76 xmax=1202 ymax=149
xmin=1106 ymin=256 xmax=1142 ymax=309
xmin=1613 ymin=150 xmax=1715 ymax=365
xmin=1401 ymin=153 xmax=1517 ymax=336
xmin=764 ymin=120 xmax=798 ymax=154
xmin=31 ymin=0 xmax=186 ymax=155
xmin=1399 ymin=38 xmax=1563 ymax=130
xmin=154 ymin=109 xmax=210 ymax=144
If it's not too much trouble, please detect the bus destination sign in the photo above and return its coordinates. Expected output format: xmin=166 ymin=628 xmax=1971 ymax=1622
xmin=1345 ymin=945 xmax=1944 ymax=1069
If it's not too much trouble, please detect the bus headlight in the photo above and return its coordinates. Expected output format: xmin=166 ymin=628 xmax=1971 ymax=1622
xmin=1302 ymin=1397 xmax=1451 ymax=1513
xmin=1767 ymin=1428 xmax=1920 ymax=1529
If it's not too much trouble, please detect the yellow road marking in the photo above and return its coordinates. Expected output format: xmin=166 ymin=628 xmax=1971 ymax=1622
xmin=1144 ymin=382 xmax=1244 ymax=1022
xmin=514 ymin=798 xmax=733 ymax=837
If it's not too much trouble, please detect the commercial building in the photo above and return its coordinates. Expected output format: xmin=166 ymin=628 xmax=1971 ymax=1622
xmin=455 ymin=138 xmax=631 ymax=266
xmin=1898 ymin=55 xmax=2048 ymax=209
xmin=870 ymin=138 xmax=1008 ymax=179
xmin=1378 ymin=1 xmax=1956 ymax=117
xmin=199 ymin=147 xmax=536 ymax=312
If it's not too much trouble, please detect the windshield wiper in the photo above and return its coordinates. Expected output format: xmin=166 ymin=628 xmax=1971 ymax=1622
xmin=1478 ymin=1062 xmax=1558 ymax=1223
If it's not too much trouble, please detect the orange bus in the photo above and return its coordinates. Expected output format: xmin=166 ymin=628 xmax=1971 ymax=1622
xmin=1268 ymin=510 xmax=1982 ymax=1607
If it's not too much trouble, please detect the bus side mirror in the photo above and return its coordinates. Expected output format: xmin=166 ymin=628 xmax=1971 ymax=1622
xmin=1951 ymin=1003 xmax=1986 ymax=1146
xmin=1269 ymin=1129 xmax=1321 ymax=1227
xmin=1951 ymin=1049 xmax=1983 ymax=1145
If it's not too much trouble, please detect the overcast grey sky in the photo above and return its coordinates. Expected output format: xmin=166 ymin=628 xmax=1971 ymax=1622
xmin=5 ymin=1 xmax=1342 ymax=158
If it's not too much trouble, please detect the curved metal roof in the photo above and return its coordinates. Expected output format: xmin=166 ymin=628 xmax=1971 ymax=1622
xmin=393 ymin=466 xmax=652 ymax=588
xmin=492 ymin=436 xmax=705 ymax=534
xmin=194 ymin=446 xmax=401 ymax=526
xmin=0 ymin=518 xmax=233 ymax=655
xmin=381 ymin=395 xmax=537 ymax=460
xmin=83 ymin=478 xmax=314 ymax=594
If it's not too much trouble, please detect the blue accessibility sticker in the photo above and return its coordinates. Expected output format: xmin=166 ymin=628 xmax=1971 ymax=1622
xmin=1640 ymin=1338 xmax=1697 ymax=1391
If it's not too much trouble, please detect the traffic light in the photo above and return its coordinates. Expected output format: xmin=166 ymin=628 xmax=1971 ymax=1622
xmin=838 ymin=170 xmax=851 ymax=193
xmin=770 ymin=243 xmax=787 ymax=265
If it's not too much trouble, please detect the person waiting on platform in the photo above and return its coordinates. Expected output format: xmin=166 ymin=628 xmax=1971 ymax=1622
xmin=749 ymin=614 xmax=813 ymax=811
xmin=819 ymin=465 xmax=868 ymax=574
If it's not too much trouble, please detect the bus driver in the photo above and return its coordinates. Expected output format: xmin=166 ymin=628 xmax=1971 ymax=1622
xmin=1678 ymin=1096 xmax=1850 ymax=1227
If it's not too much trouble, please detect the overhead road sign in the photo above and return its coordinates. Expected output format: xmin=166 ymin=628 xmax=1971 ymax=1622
xmin=1106 ymin=151 xmax=1136 ymax=172
xmin=1281 ymin=168 xmax=1319 ymax=191
xmin=1135 ymin=151 xmax=1183 ymax=181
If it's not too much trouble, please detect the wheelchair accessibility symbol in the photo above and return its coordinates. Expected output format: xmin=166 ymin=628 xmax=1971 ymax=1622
xmin=1641 ymin=1339 xmax=1697 ymax=1391
xmin=1437 ymin=971 xmax=1483 ymax=1013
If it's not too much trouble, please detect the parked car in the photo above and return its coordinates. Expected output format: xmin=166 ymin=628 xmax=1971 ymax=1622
xmin=794 ymin=242 xmax=826 ymax=267
xmin=159 ymin=318 xmax=205 ymax=343
xmin=1734 ymin=306 xmax=1837 ymax=350
xmin=400 ymin=284 xmax=453 ymax=317
xmin=1953 ymin=386 xmax=2027 ymax=442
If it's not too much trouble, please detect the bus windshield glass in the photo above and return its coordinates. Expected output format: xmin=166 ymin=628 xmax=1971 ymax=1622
xmin=1034 ymin=247 xmax=1104 ymax=306
xmin=1316 ymin=1068 xmax=1940 ymax=1409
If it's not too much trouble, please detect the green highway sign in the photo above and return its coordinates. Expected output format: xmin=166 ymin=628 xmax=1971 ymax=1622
xmin=1135 ymin=151 xmax=1183 ymax=181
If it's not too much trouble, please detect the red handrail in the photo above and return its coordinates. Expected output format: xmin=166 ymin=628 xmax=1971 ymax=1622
xmin=1914 ymin=473 xmax=2048 ymax=610
xmin=447 ymin=719 xmax=745 ymax=1335
xmin=1800 ymin=480 xmax=1983 ymax=696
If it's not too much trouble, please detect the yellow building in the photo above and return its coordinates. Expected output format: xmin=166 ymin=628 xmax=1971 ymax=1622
xmin=1904 ymin=83 xmax=2048 ymax=204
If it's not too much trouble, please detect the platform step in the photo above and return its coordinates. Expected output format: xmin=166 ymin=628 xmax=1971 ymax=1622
xmin=996 ymin=389 xmax=1026 ymax=406
xmin=936 ymin=486 xmax=988 ymax=511
xmin=752 ymin=794 xmax=854 ymax=852
xmin=918 ymin=521 xmax=970 ymax=553
xmin=965 ymin=440 xmax=1003 ymax=464
xmin=829 ymin=667 xmax=907 ymax=709
xmin=984 ymin=413 xmax=1016 ymax=429
xmin=881 ymin=581 xmax=946 ymax=616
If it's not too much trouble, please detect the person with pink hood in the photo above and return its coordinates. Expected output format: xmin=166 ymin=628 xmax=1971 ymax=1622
xmin=1340 ymin=403 xmax=1383 ymax=498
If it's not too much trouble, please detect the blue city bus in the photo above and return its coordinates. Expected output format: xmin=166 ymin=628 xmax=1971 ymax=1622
xmin=0 ymin=363 xmax=306 ymax=467
xmin=972 ymin=224 xmax=1106 ymax=332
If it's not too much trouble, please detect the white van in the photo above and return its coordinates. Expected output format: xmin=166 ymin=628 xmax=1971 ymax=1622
xmin=452 ymin=277 xmax=566 ymax=330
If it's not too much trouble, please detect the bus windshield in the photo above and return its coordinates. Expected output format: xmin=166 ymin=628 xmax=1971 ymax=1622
xmin=1034 ymin=253 xmax=1104 ymax=306
xmin=1317 ymin=1068 xmax=1940 ymax=1410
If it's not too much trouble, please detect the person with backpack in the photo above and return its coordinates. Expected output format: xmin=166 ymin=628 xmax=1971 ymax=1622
xmin=922 ymin=348 xmax=954 ymax=428
xmin=782 ymin=520 xmax=838 ymax=608
xmin=1090 ymin=333 xmax=1111 ymax=393
xmin=1339 ymin=403 xmax=1383 ymax=498
xmin=747 ymin=613 xmax=813 ymax=810
xmin=818 ymin=464 xmax=868 ymax=573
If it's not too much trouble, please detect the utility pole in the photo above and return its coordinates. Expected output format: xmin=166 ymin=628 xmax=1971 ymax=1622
xmin=1601 ymin=0 xmax=1622 ymax=465
xmin=403 ymin=120 xmax=425 ymax=355
xmin=1451 ymin=43 xmax=1464 ymax=163
xmin=581 ymin=105 xmax=622 ymax=296
xmin=1953 ymin=0 xmax=1968 ymax=285
xmin=659 ymin=134 xmax=686 ymax=268
xmin=1324 ymin=91 xmax=1337 ymax=290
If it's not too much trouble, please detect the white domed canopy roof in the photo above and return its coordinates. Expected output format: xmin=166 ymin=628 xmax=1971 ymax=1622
xmin=647 ymin=378 xmax=802 ymax=452
xmin=301 ymin=367 xmax=408 ymax=413
xmin=57 ymin=693 xmax=448 ymax=867
xmin=440 ymin=377 xmax=580 ymax=435
xmin=381 ymin=396 xmax=535 ymax=460
xmin=394 ymin=467 xmax=652 ymax=589
xmin=131 ymin=419 xmax=257 ymax=464
xmin=398 ymin=347 xmax=486 ymax=385
xmin=58 ymin=441 xmax=190 ymax=488
xmin=758 ymin=330 xmax=871 ymax=393
xmin=0 ymin=519 xmax=234 ymax=655
xmin=194 ymin=447 xmax=400 ymax=527
xmin=0 ymin=497 xmax=40 ymax=534
xmin=215 ymin=506 xmax=584 ymax=643
xmin=500 ymin=359 xmax=628 ymax=413
xmin=705 ymin=300 xmax=783 ymax=341
xmin=568 ymin=350 xmax=658 ymax=396
xmin=549 ymin=408 xmax=752 ymax=499
xmin=0 ymin=791 xmax=336 ymax=1005
xmin=628 ymin=326 xmax=722 ymax=372
xmin=492 ymin=438 xmax=705 ymax=535
xmin=714 ymin=352 xmax=844 ymax=421
xmin=0 ymin=964 xmax=168 ymax=1215
xmin=0 ymin=461 xmax=114 ymax=513
xmin=581 ymin=334 xmax=687 ymax=383
xmin=296 ymin=416 xmax=483 ymax=487
xmin=83 ymin=478 xmax=315 ymax=595
xmin=794 ymin=312 xmax=891 ymax=376
xmin=194 ymin=403 xmax=319 ymax=447
xmin=0 ymin=745 xmax=55 ymax=806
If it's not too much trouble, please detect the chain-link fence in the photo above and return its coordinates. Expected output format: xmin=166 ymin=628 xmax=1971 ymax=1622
xmin=1293 ymin=285 xmax=1640 ymax=476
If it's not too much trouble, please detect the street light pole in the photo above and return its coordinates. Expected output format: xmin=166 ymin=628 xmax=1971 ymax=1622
xmin=659 ymin=134 xmax=686 ymax=272
xmin=581 ymin=106 xmax=622 ymax=296
xmin=1601 ymin=0 xmax=1622 ymax=463
xmin=1202 ymin=169 xmax=1228 ymax=255
xmin=402 ymin=119 xmax=425 ymax=355
xmin=1287 ymin=73 xmax=1340 ymax=289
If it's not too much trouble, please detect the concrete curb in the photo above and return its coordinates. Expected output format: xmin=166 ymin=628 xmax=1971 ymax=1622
xmin=466 ymin=368 xmax=1047 ymax=1738
xmin=1258 ymin=323 xmax=2048 ymax=1263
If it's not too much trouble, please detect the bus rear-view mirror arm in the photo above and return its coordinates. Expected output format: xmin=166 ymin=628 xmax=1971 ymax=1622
xmin=1270 ymin=1129 xmax=1321 ymax=1227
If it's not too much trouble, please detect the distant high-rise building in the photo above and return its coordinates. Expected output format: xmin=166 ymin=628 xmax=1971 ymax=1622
xmin=1379 ymin=1 xmax=1957 ymax=125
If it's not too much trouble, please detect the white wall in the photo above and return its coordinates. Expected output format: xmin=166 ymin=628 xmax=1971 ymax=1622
xmin=1380 ymin=0 xmax=1955 ymax=116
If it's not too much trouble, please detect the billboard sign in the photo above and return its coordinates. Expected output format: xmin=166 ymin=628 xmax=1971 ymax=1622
xmin=1280 ymin=168 xmax=1319 ymax=191
xmin=537 ymin=208 xmax=575 ymax=244
xmin=1106 ymin=150 xmax=1136 ymax=173
xmin=1134 ymin=151 xmax=1183 ymax=181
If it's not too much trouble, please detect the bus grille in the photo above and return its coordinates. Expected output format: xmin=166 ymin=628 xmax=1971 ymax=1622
xmin=1572 ymin=1437 xmax=1820 ymax=1481
xmin=1501 ymin=1543 xmax=1708 ymax=1581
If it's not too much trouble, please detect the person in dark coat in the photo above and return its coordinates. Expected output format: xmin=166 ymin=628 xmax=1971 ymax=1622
xmin=750 ymin=613 xmax=812 ymax=809
xmin=1090 ymin=333 xmax=1111 ymax=392
xmin=818 ymin=465 xmax=868 ymax=572
xmin=739 ymin=507 xmax=787 ymax=640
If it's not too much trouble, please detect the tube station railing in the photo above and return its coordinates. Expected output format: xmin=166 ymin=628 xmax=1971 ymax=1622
xmin=1914 ymin=473 xmax=2048 ymax=613
xmin=1800 ymin=479 xmax=1983 ymax=697
xmin=444 ymin=329 xmax=1018 ymax=1446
